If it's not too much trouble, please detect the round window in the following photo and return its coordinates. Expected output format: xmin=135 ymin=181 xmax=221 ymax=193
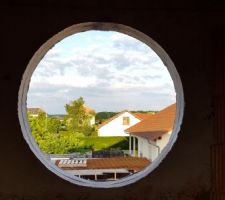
xmin=18 ymin=22 xmax=184 ymax=188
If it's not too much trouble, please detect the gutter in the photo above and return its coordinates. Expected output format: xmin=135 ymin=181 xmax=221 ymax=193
xmin=147 ymin=139 xmax=160 ymax=156
xmin=128 ymin=132 xmax=161 ymax=157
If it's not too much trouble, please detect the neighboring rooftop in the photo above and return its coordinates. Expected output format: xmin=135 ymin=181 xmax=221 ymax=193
xmin=132 ymin=112 xmax=155 ymax=120
xmin=56 ymin=157 xmax=150 ymax=172
xmin=83 ymin=105 xmax=95 ymax=114
xmin=126 ymin=103 xmax=176 ymax=140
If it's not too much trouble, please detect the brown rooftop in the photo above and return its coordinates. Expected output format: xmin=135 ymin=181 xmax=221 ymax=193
xmin=132 ymin=112 xmax=154 ymax=120
xmin=56 ymin=157 xmax=150 ymax=172
xmin=83 ymin=105 xmax=95 ymax=114
xmin=126 ymin=104 xmax=176 ymax=140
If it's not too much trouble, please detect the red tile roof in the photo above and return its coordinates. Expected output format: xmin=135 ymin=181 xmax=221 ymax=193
xmin=126 ymin=104 xmax=176 ymax=140
xmin=56 ymin=157 xmax=150 ymax=172
xmin=83 ymin=105 xmax=95 ymax=114
xmin=132 ymin=112 xmax=155 ymax=120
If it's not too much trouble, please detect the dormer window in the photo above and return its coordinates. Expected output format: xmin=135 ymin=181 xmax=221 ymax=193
xmin=123 ymin=117 xmax=130 ymax=125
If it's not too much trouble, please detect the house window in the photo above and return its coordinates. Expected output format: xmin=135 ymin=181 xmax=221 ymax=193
xmin=123 ymin=117 xmax=130 ymax=125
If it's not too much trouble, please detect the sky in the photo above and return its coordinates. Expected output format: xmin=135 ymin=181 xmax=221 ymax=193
xmin=27 ymin=30 xmax=176 ymax=114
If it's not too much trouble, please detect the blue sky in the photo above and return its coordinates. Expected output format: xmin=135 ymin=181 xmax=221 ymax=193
xmin=27 ymin=30 xmax=176 ymax=114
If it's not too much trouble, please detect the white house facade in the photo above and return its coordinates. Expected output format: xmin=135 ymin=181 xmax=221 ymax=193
xmin=131 ymin=131 xmax=172 ymax=161
xmin=98 ymin=111 xmax=141 ymax=137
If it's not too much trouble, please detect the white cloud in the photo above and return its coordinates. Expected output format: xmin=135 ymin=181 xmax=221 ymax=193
xmin=27 ymin=31 xmax=176 ymax=114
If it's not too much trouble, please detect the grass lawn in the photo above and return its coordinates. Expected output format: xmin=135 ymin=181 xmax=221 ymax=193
xmin=78 ymin=136 xmax=129 ymax=151
xmin=56 ymin=131 xmax=129 ymax=153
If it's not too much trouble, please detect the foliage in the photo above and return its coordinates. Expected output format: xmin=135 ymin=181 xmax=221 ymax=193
xmin=28 ymin=113 xmax=82 ymax=154
xmin=47 ymin=117 xmax=62 ymax=133
xmin=28 ymin=111 xmax=47 ymax=140
xmin=37 ymin=131 xmax=83 ymax=154
xmin=27 ymin=97 xmax=129 ymax=154
xmin=65 ymin=97 xmax=97 ymax=136
xmin=95 ymin=112 xmax=117 ymax=124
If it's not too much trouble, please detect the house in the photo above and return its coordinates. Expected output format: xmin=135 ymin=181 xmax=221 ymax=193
xmin=27 ymin=108 xmax=46 ymax=117
xmin=126 ymin=104 xmax=176 ymax=161
xmin=83 ymin=105 xmax=95 ymax=125
xmin=98 ymin=110 xmax=153 ymax=137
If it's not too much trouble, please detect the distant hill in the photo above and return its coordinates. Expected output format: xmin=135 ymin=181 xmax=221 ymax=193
xmin=95 ymin=112 xmax=117 ymax=124
xmin=48 ymin=114 xmax=66 ymax=119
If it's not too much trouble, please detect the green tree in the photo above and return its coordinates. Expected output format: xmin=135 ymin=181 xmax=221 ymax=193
xmin=38 ymin=131 xmax=82 ymax=154
xmin=27 ymin=112 xmax=83 ymax=154
xmin=65 ymin=97 xmax=96 ymax=136
xmin=27 ymin=111 xmax=48 ymax=146
xmin=47 ymin=117 xmax=61 ymax=134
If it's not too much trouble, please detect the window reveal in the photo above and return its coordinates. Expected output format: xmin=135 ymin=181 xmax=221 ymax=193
xmin=123 ymin=117 xmax=130 ymax=125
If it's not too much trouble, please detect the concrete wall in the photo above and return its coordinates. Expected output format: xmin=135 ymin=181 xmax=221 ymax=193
xmin=0 ymin=1 xmax=224 ymax=199
xmin=98 ymin=112 xmax=140 ymax=136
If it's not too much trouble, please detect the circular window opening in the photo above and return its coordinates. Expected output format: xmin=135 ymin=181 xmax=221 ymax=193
xmin=18 ymin=22 xmax=184 ymax=188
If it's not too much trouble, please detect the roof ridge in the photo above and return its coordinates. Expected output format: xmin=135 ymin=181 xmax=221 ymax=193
xmin=98 ymin=110 xmax=141 ymax=129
